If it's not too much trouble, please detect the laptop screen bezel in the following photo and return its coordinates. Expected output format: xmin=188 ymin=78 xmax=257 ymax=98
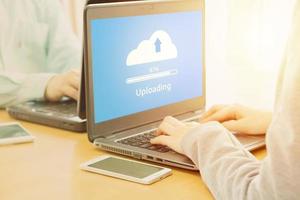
xmin=84 ymin=0 xmax=205 ymax=141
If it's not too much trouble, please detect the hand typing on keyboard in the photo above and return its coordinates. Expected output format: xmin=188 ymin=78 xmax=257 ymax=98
xmin=45 ymin=69 xmax=80 ymax=102
xmin=150 ymin=116 xmax=199 ymax=154
xmin=118 ymin=131 xmax=173 ymax=153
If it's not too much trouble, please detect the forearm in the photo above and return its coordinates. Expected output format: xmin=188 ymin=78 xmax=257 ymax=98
xmin=181 ymin=122 xmax=268 ymax=200
xmin=0 ymin=73 xmax=55 ymax=108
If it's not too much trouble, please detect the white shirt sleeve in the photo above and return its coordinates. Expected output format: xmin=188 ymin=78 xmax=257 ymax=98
xmin=0 ymin=72 xmax=55 ymax=107
xmin=180 ymin=4 xmax=300 ymax=199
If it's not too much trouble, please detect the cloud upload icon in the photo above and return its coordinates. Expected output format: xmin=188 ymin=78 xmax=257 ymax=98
xmin=126 ymin=30 xmax=178 ymax=66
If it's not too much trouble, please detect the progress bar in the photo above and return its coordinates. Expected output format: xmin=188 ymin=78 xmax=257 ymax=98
xmin=126 ymin=69 xmax=178 ymax=84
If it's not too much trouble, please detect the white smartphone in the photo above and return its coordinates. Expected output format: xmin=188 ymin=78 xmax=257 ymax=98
xmin=0 ymin=122 xmax=35 ymax=145
xmin=80 ymin=155 xmax=172 ymax=185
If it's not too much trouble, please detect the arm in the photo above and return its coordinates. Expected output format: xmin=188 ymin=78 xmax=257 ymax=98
xmin=181 ymin=122 xmax=262 ymax=200
xmin=0 ymin=69 xmax=80 ymax=108
xmin=181 ymin=57 xmax=300 ymax=199
xmin=151 ymin=18 xmax=300 ymax=200
xmin=152 ymin=88 xmax=300 ymax=200
xmin=0 ymin=72 xmax=55 ymax=108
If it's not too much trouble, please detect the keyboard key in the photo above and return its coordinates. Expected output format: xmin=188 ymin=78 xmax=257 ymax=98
xmin=118 ymin=132 xmax=171 ymax=153
xmin=157 ymin=147 xmax=171 ymax=153
xmin=131 ymin=142 xmax=143 ymax=146
xmin=147 ymin=145 xmax=159 ymax=150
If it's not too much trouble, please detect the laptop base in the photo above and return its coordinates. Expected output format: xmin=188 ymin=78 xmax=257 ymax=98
xmin=7 ymin=101 xmax=86 ymax=132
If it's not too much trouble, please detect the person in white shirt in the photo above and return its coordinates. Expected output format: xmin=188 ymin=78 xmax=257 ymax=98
xmin=0 ymin=0 xmax=81 ymax=108
xmin=151 ymin=1 xmax=300 ymax=199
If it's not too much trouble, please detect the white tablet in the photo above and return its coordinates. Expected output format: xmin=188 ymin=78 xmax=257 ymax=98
xmin=0 ymin=122 xmax=35 ymax=145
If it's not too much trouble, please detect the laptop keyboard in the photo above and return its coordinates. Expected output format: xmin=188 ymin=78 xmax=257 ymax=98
xmin=117 ymin=131 xmax=173 ymax=153
xmin=117 ymin=116 xmax=202 ymax=153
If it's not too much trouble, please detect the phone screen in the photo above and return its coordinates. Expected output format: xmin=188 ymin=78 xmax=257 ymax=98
xmin=0 ymin=124 xmax=30 ymax=139
xmin=88 ymin=157 xmax=163 ymax=179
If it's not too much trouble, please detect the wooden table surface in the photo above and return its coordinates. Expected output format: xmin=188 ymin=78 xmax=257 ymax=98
xmin=0 ymin=110 xmax=266 ymax=200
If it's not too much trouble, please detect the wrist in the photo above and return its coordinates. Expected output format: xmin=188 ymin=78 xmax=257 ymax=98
xmin=44 ymin=74 xmax=59 ymax=101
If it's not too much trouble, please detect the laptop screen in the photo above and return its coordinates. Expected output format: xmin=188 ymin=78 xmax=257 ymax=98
xmin=90 ymin=11 xmax=203 ymax=124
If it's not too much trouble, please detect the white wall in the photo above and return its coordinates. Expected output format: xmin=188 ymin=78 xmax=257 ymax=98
xmin=206 ymin=0 xmax=295 ymax=109
xmin=65 ymin=0 xmax=295 ymax=110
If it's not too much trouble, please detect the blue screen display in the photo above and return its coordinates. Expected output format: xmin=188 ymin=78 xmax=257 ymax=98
xmin=91 ymin=11 xmax=203 ymax=123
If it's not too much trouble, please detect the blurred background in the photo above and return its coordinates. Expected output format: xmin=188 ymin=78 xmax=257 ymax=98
xmin=61 ymin=0 xmax=296 ymax=110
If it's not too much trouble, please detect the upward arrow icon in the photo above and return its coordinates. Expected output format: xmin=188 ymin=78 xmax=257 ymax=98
xmin=155 ymin=38 xmax=162 ymax=53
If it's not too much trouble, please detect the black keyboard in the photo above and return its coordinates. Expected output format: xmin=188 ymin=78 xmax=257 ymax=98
xmin=117 ymin=131 xmax=173 ymax=153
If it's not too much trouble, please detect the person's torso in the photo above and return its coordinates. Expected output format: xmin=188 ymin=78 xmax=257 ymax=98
xmin=0 ymin=0 xmax=49 ymax=73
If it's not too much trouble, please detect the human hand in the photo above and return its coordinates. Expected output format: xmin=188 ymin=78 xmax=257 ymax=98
xmin=45 ymin=69 xmax=80 ymax=101
xmin=150 ymin=116 xmax=199 ymax=154
xmin=199 ymin=104 xmax=272 ymax=135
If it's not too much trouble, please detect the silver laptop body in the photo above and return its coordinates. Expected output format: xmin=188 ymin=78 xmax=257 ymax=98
xmin=84 ymin=0 xmax=265 ymax=170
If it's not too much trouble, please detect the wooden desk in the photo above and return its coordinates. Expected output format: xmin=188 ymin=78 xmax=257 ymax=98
xmin=0 ymin=111 xmax=266 ymax=200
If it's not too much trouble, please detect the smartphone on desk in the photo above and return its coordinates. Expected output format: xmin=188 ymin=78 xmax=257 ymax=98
xmin=0 ymin=122 xmax=34 ymax=145
xmin=80 ymin=155 xmax=172 ymax=185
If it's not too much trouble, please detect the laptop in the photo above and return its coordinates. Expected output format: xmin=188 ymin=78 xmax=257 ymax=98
xmin=6 ymin=58 xmax=87 ymax=132
xmin=84 ymin=0 xmax=265 ymax=170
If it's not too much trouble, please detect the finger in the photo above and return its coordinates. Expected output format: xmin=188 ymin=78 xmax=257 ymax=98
xmin=199 ymin=105 xmax=225 ymax=122
xmin=222 ymin=119 xmax=253 ymax=134
xmin=151 ymin=136 xmax=183 ymax=154
xmin=63 ymin=86 xmax=79 ymax=101
xmin=201 ymin=105 xmax=236 ymax=123
xmin=67 ymin=73 xmax=80 ymax=90
xmin=156 ymin=116 xmax=177 ymax=135
xmin=156 ymin=120 xmax=177 ymax=136
xmin=222 ymin=119 xmax=265 ymax=135
xmin=157 ymin=116 xmax=184 ymax=136
xmin=150 ymin=135 xmax=171 ymax=146
xmin=222 ymin=120 xmax=240 ymax=132
xmin=185 ymin=121 xmax=199 ymax=128
xmin=164 ymin=116 xmax=184 ymax=127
